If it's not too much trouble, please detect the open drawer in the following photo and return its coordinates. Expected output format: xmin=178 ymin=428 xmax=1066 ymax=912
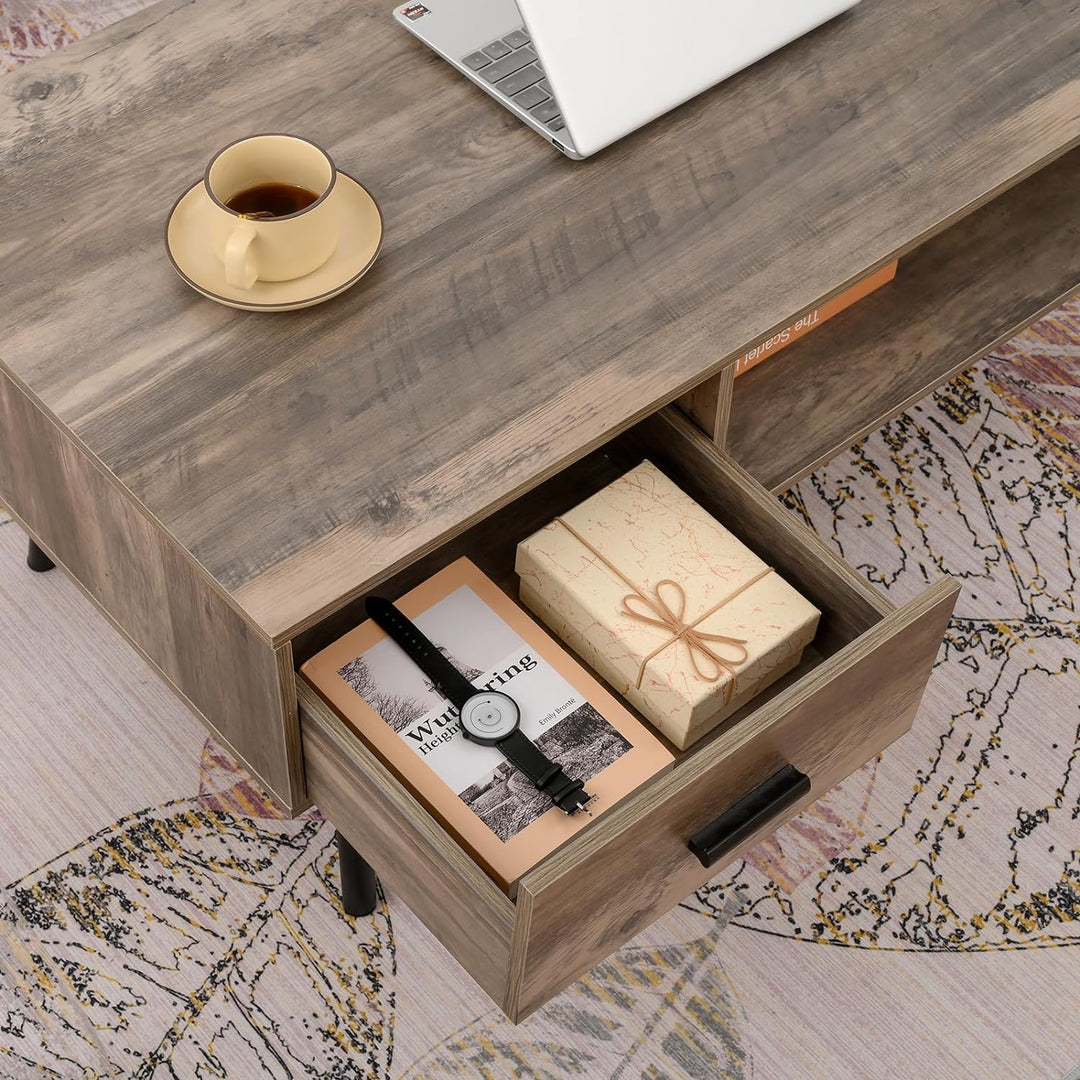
xmin=294 ymin=408 xmax=959 ymax=1022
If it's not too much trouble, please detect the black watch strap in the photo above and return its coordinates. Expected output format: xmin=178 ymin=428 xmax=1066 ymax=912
xmin=496 ymin=729 xmax=591 ymax=815
xmin=364 ymin=594 xmax=593 ymax=816
xmin=365 ymin=595 xmax=476 ymax=710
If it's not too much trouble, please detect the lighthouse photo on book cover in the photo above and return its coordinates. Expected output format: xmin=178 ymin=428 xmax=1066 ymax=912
xmin=338 ymin=585 xmax=630 ymax=842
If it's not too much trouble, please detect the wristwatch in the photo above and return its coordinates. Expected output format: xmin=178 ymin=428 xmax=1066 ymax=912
xmin=365 ymin=595 xmax=594 ymax=816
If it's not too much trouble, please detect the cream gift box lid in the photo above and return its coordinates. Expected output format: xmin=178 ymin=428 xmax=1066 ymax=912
xmin=515 ymin=461 xmax=820 ymax=731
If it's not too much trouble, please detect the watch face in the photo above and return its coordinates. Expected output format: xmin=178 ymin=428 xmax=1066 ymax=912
xmin=459 ymin=691 xmax=520 ymax=744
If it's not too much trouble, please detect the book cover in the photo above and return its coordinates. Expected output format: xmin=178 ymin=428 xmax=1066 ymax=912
xmin=300 ymin=557 xmax=674 ymax=892
xmin=734 ymin=259 xmax=899 ymax=376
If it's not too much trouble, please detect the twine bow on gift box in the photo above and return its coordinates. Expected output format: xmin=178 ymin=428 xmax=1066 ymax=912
xmin=554 ymin=517 xmax=775 ymax=697
xmin=621 ymin=579 xmax=748 ymax=689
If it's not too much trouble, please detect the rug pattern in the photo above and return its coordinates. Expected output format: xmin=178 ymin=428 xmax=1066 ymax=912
xmin=0 ymin=0 xmax=150 ymax=72
xmin=0 ymin=784 xmax=396 ymax=1078
xmin=402 ymin=929 xmax=751 ymax=1080
xmin=689 ymin=330 xmax=1080 ymax=954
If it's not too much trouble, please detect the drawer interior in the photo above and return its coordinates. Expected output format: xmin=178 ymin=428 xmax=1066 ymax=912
xmin=294 ymin=406 xmax=941 ymax=1018
xmin=293 ymin=407 xmax=890 ymax=761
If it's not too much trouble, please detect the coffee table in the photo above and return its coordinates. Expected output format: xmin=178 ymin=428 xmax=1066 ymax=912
xmin=1 ymin=0 xmax=1077 ymax=1020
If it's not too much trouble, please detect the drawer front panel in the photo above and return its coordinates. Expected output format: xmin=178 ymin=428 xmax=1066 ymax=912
xmin=298 ymin=681 xmax=516 ymax=1007
xmin=507 ymin=577 xmax=958 ymax=1021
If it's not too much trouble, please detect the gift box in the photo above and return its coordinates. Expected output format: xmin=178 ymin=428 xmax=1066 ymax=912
xmin=515 ymin=461 xmax=820 ymax=749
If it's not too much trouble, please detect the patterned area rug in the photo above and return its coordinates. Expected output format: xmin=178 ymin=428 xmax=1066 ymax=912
xmin=0 ymin=0 xmax=146 ymax=71
xmin=2 ymin=9 xmax=1079 ymax=1076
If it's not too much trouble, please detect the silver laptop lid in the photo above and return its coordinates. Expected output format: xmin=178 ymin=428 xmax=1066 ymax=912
xmin=518 ymin=0 xmax=859 ymax=157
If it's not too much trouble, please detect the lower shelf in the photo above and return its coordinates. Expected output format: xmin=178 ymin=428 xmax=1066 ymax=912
xmin=727 ymin=145 xmax=1080 ymax=492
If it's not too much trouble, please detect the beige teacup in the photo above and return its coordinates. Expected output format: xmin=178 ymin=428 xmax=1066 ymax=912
xmin=205 ymin=134 xmax=340 ymax=289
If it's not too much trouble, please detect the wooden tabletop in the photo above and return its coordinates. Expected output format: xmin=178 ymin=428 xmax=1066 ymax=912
xmin=1 ymin=0 xmax=1077 ymax=644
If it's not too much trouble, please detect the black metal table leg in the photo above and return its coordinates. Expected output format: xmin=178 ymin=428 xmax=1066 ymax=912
xmin=336 ymin=830 xmax=378 ymax=917
xmin=27 ymin=539 xmax=55 ymax=573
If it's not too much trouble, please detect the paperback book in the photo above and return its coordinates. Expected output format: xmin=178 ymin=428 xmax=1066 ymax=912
xmin=733 ymin=259 xmax=899 ymax=376
xmin=300 ymin=557 xmax=674 ymax=892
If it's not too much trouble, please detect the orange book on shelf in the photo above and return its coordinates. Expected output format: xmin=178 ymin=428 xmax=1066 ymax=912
xmin=735 ymin=259 xmax=898 ymax=376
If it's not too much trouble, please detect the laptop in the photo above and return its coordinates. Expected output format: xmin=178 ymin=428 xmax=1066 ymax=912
xmin=393 ymin=0 xmax=859 ymax=159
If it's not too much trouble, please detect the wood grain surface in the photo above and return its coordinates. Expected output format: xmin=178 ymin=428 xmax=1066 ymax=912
xmin=0 ymin=0 xmax=1075 ymax=641
xmin=292 ymin=408 xmax=889 ymax=688
xmin=728 ymin=148 xmax=1080 ymax=490
xmin=0 ymin=368 xmax=303 ymax=809
xmin=298 ymin=680 xmax=516 ymax=1007
xmin=677 ymin=363 xmax=734 ymax=444
xmin=507 ymin=577 xmax=960 ymax=1021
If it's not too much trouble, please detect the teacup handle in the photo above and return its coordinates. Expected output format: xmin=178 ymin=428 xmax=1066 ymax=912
xmin=225 ymin=221 xmax=258 ymax=289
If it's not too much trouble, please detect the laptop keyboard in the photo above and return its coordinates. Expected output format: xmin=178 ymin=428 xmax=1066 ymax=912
xmin=461 ymin=28 xmax=566 ymax=134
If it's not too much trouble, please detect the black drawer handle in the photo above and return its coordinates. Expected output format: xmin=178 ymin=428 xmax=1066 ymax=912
xmin=687 ymin=764 xmax=811 ymax=868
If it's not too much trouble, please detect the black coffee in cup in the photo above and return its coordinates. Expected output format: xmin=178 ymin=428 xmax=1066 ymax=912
xmin=225 ymin=183 xmax=319 ymax=217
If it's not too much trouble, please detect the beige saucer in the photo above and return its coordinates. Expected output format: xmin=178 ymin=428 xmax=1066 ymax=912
xmin=165 ymin=171 xmax=383 ymax=312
